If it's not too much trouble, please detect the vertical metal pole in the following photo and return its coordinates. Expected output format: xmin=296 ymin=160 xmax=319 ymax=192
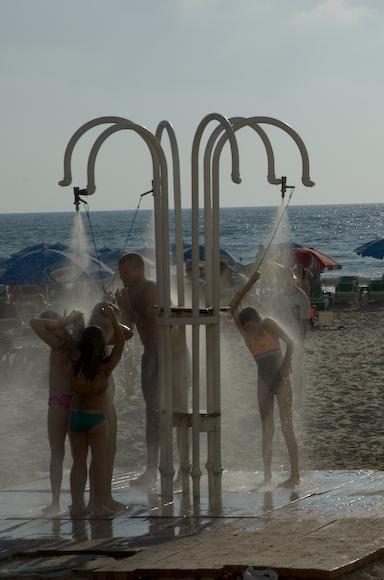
xmin=155 ymin=121 xmax=185 ymax=307
xmin=191 ymin=129 xmax=202 ymax=502
xmin=209 ymin=131 xmax=242 ymax=509
xmin=156 ymin=121 xmax=191 ymax=496
xmin=211 ymin=155 xmax=223 ymax=508
xmin=203 ymin=134 xmax=216 ymax=505
xmin=191 ymin=114 xmax=240 ymax=506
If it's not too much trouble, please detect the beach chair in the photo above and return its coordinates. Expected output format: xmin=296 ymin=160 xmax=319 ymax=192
xmin=367 ymin=279 xmax=384 ymax=303
xmin=334 ymin=278 xmax=360 ymax=305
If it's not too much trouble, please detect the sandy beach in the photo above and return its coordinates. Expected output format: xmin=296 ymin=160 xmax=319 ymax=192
xmin=1 ymin=301 xmax=384 ymax=491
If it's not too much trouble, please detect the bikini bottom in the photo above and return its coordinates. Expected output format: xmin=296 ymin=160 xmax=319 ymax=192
xmin=69 ymin=410 xmax=106 ymax=433
xmin=48 ymin=393 xmax=73 ymax=413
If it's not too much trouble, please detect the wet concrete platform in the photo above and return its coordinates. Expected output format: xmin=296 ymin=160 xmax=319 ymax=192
xmin=1 ymin=469 xmax=384 ymax=578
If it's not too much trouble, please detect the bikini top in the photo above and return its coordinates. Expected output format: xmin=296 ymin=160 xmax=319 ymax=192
xmin=247 ymin=328 xmax=280 ymax=361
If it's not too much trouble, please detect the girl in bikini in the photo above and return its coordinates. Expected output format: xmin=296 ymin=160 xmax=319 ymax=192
xmin=230 ymin=270 xmax=300 ymax=488
xmin=69 ymin=303 xmax=125 ymax=517
xmin=30 ymin=309 xmax=84 ymax=514
xmin=87 ymin=301 xmax=133 ymax=513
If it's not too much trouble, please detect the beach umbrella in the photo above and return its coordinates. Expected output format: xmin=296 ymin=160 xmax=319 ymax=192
xmin=0 ymin=255 xmax=10 ymax=277
xmin=0 ymin=242 xmax=114 ymax=286
xmin=182 ymin=245 xmax=242 ymax=270
xmin=276 ymin=247 xmax=342 ymax=273
xmin=170 ymin=240 xmax=194 ymax=255
xmin=97 ymin=247 xmax=126 ymax=270
xmin=354 ymin=238 xmax=384 ymax=259
xmin=9 ymin=242 xmax=69 ymax=259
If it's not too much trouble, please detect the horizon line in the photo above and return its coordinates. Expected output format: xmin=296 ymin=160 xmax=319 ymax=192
xmin=1 ymin=201 xmax=384 ymax=216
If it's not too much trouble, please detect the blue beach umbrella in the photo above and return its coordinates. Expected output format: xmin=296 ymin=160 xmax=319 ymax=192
xmin=0 ymin=254 xmax=10 ymax=276
xmin=182 ymin=245 xmax=242 ymax=270
xmin=97 ymin=247 xmax=126 ymax=270
xmin=354 ymin=238 xmax=384 ymax=259
xmin=0 ymin=242 xmax=113 ymax=286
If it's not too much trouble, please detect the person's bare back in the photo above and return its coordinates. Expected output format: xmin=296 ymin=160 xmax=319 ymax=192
xmin=48 ymin=347 xmax=73 ymax=396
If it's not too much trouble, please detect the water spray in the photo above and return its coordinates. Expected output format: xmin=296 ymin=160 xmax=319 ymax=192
xmin=220 ymin=180 xmax=296 ymax=314
xmin=71 ymin=186 xmax=108 ymax=298
xmin=253 ymin=177 xmax=295 ymax=272
xmin=72 ymin=183 xmax=154 ymax=298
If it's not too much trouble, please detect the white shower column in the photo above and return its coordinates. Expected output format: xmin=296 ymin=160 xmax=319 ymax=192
xmin=190 ymin=113 xmax=240 ymax=505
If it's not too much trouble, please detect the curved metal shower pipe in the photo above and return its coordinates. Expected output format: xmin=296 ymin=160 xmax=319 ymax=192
xmin=210 ymin=115 xmax=315 ymax=309
xmin=241 ymin=116 xmax=315 ymax=188
xmin=85 ymin=121 xmax=175 ymax=500
xmin=202 ymin=116 xmax=281 ymax=308
xmin=227 ymin=117 xmax=281 ymax=187
xmin=203 ymin=116 xmax=314 ymax=306
xmin=211 ymin=117 xmax=315 ymax=306
xmin=155 ymin=120 xmax=184 ymax=307
xmin=86 ymin=122 xmax=170 ymax=311
xmin=191 ymin=113 xmax=241 ymax=316
xmin=190 ymin=113 xmax=241 ymax=502
xmin=58 ymin=116 xmax=131 ymax=187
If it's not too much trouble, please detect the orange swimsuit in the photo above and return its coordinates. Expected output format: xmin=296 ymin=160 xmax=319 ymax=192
xmin=248 ymin=329 xmax=280 ymax=361
xmin=248 ymin=328 xmax=282 ymax=393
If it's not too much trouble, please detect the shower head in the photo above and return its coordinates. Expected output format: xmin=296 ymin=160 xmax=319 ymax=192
xmin=73 ymin=187 xmax=89 ymax=212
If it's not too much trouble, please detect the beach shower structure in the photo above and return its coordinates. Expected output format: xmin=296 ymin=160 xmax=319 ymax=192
xmin=59 ymin=113 xmax=314 ymax=510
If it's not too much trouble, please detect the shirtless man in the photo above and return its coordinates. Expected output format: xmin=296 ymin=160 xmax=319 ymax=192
xmin=116 ymin=253 xmax=159 ymax=486
xmin=30 ymin=309 xmax=84 ymax=514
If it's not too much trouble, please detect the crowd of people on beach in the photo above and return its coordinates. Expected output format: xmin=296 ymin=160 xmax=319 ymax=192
xmin=25 ymin=249 xmax=312 ymax=517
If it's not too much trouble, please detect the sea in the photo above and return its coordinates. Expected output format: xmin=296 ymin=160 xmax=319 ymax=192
xmin=1 ymin=203 xmax=384 ymax=279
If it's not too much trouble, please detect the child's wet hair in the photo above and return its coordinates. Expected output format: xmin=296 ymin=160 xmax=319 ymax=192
xmin=74 ymin=325 xmax=107 ymax=380
xmin=80 ymin=325 xmax=105 ymax=352
xmin=238 ymin=306 xmax=261 ymax=326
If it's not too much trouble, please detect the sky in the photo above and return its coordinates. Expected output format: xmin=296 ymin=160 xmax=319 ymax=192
xmin=1 ymin=0 xmax=384 ymax=213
